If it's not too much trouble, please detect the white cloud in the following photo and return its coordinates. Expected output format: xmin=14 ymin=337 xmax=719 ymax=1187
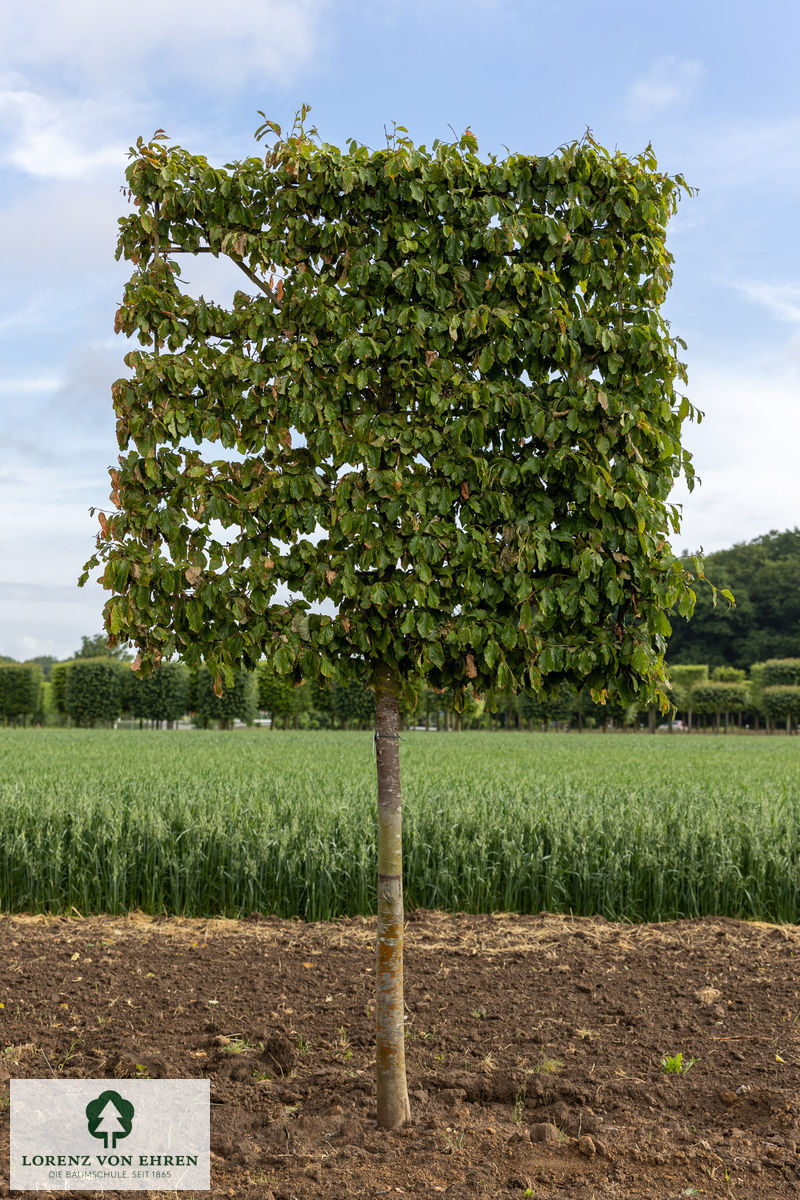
xmin=0 ymin=86 xmax=127 ymax=179
xmin=626 ymin=56 xmax=702 ymax=119
xmin=1 ymin=0 xmax=327 ymax=92
xmin=729 ymin=280 xmax=800 ymax=326
xmin=669 ymin=355 xmax=800 ymax=554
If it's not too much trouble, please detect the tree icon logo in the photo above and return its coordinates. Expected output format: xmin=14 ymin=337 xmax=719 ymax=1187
xmin=85 ymin=1090 xmax=135 ymax=1149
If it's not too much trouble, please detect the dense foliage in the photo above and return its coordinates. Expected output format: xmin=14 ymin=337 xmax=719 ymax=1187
xmin=0 ymin=663 xmax=42 ymax=724
xmin=3 ymin=729 xmax=800 ymax=922
xmin=667 ymin=529 xmax=800 ymax=669
xmin=191 ymin=666 xmax=257 ymax=729
xmin=83 ymin=116 xmax=700 ymax=710
xmin=63 ymin=659 xmax=122 ymax=727
xmin=123 ymin=661 xmax=189 ymax=724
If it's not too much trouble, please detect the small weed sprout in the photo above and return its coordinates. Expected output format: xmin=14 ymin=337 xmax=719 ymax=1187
xmin=661 ymin=1052 xmax=697 ymax=1075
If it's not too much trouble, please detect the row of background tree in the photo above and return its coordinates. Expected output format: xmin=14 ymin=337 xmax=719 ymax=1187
xmin=1 ymin=645 xmax=799 ymax=733
xmin=2 ymin=528 xmax=799 ymax=731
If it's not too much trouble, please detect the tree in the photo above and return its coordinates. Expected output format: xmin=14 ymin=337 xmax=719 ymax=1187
xmin=191 ymin=666 xmax=256 ymax=729
xmin=667 ymin=529 xmax=800 ymax=669
xmin=668 ymin=663 xmax=708 ymax=729
xmin=74 ymin=633 xmax=132 ymax=660
xmin=331 ymin=676 xmax=375 ymax=729
xmin=0 ymin=663 xmax=42 ymax=725
xmin=64 ymin=659 xmax=123 ymax=727
xmin=519 ymin=680 xmax=575 ymax=730
xmin=51 ymin=661 xmax=73 ymax=720
xmin=83 ymin=114 xmax=700 ymax=1128
xmin=256 ymin=662 xmax=297 ymax=727
xmin=762 ymin=658 xmax=800 ymax=687
xmin=762 ymin=660 xmax=800 ymax=734
xmin=748 ymin=662 xmax=767 ymax=731
xmin=763 ymin=685 xmax=800 ymax=735
xmin=27 ymin=655 xmax=57 ymax=681
xmin=689 ymin=680 xmax=748 ymax=733
xmin=123 ymin=661 xmax=189 ymax=725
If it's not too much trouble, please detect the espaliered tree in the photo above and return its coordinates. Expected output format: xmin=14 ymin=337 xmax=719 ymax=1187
xmin=83 ymin=111 xmax=702 ymax=1128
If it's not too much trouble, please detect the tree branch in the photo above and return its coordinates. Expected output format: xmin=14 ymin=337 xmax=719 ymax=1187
xmin=228 ymin=254 xmax=277 ymax=299
xmin=152 ymin=202 xmax=161 ymax=359
xmin=163 ymin=244 xmax=280 ymax=303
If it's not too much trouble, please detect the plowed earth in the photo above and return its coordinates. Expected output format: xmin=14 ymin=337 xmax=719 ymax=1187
xmin=1 ymin=911 xmax=800 ymax=1199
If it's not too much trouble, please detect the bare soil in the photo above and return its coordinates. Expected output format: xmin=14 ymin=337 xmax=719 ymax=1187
xmin=1 ymin=910 xmax=800 ymax=1198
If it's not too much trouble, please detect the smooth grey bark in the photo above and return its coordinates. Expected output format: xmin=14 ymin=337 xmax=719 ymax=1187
xmin=373 ymin=661 xmax=411 ymax=1130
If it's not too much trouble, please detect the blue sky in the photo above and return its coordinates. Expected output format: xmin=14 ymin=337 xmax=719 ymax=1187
xmin=1 ymin=0 xmax=798 ymax=661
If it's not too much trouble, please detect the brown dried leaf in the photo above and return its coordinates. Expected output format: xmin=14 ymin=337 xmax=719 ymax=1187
xmin=213 ymin=675 xmax=224 ymax=698
xmin=325 ymin=569 xmax=336 ymax=585
xmin=130 ymin=653 xmax=142 ymax=672
xmin=110 ymin=490 xmax=121 ymax=509
xmin=597 ymin=391 xmax=609 ymax=412
xmin=341 ymin=616 xmax=351 ymax=634
xmin=425 ymin=350 xmax=439 ymax=367
xmin=460 ymin=481 xmax=469 ymax=500
xmin=466 ymin=653 xmax=478 ymax=680
xmin=279 ymin=428 xmax=292 ymax=450
xmin=275 ymin=278 xmax=284 ymax=302
xmin=98 ymin=512 xmax=109 ymax=538
xmin=185 ymin=566 xmax=202 ymax=588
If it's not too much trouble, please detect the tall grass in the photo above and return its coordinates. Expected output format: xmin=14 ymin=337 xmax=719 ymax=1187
xmin=0 ymin=729 xmax=798 ymax=922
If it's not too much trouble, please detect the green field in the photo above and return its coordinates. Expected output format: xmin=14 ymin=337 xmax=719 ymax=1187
xmin=0 ymin=729 xmax=798 ymax=922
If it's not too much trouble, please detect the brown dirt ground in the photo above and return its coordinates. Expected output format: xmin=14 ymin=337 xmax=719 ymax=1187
xmin=1 ymin=910 xmax=800 ymax=1199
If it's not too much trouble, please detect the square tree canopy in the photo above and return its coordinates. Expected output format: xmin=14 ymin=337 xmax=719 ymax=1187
xmin=83 ymin=112 xmax=701 ymax=1128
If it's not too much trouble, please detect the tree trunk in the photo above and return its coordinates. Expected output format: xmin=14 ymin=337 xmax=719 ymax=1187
xmin=647 ymin=706 xmax=656 ymax=734
xmin=372 ymin=662 xmax=411 ymax=1130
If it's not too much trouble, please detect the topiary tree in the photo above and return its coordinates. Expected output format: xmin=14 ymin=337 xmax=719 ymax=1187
xmin=763 ymin=685 xmax=800 ymax=735
xmin=124 ymin=661 xmax=190 ymax=726
xmin=64 ymin=658 xmax=123 ymax=728
xmin=0 ymin=662 xmax=42 ymax=726
xmin=689 ymin=680 xmax=748 ymax=733
xmin=711 ymin=665 xmax=746 ymax=683
xmin=256 ymin=661 xmax=297 ymax=728
xmin=668 ymin=663 xmax=708 ymax=729
xmin=191 ymin=666 xmax=256 ymax=729
xmin=83 ymin=113 xmax=701 ymax=1128
xmin=763 ymin=658 xmax=800 ymax=687
xmin=51 ymin=661 xmax=73 ymax=722
xmin=748 ymin=661 xmax=767 ymax=731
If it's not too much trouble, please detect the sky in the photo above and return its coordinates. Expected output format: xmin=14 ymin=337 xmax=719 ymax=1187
xmin=1 ymin=0 xmax=798 ymax=661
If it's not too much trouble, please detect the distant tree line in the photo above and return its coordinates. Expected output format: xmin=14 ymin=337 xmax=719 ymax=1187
xmin=3 ymin=651 xmax=798 ymax=736
xmin=3 ymin=523 xmax=800 ymax=737
xmin=667 ymin=529 xmax=800 ymax=670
